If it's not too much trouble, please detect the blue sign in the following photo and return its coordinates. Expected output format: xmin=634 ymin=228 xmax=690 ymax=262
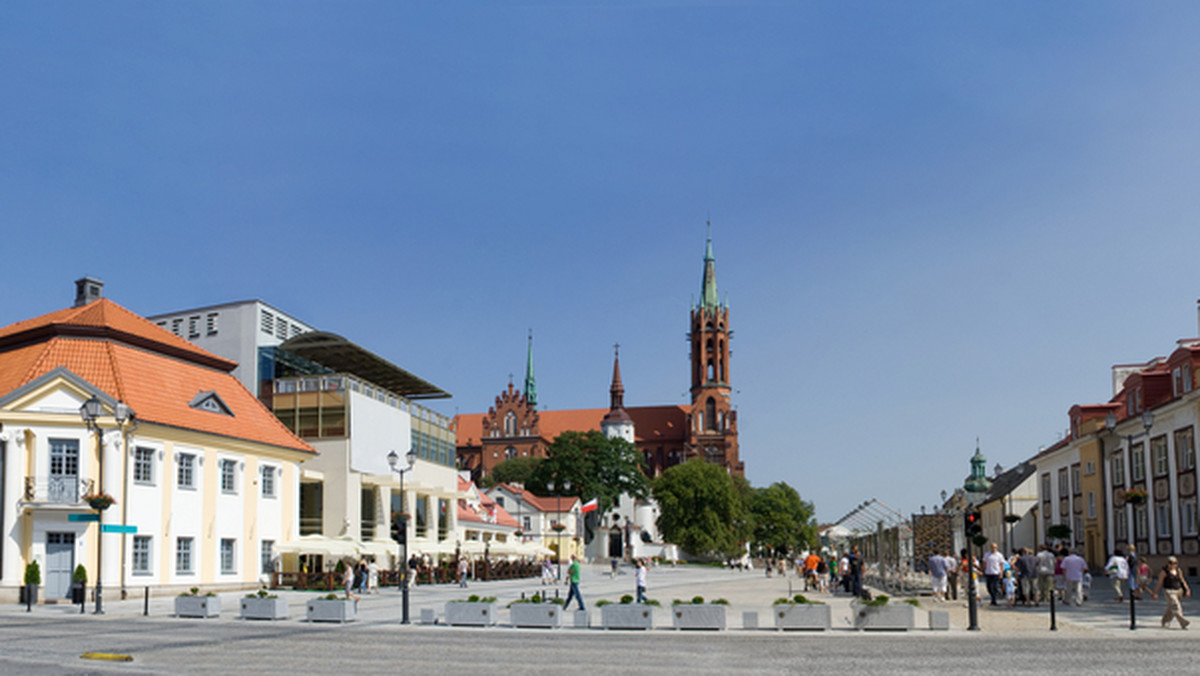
xmin=68 ymin=513 xmax=100 ymax=522
xmin=101 ymin=524 xmax=137 ymax=534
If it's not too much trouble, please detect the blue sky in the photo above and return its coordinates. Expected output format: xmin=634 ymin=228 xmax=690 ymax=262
xmin=5 ymin=2 xmax=1200 ymax=524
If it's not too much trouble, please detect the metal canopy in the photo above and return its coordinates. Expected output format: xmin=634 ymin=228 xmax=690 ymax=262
xmin=280 ymin=331 xmax=451 ymax=400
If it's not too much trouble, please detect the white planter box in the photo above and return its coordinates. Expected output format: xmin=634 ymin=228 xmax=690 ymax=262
xmin=307 ymin=598 xmax=356 ymax=623
xmin=928 ymin=609 xmax=950 ymax=630
xmin=509 ymin=603 xmax=563 ymax=628
xmin=600 ymin=604 xmax=654 ymax=630
xmin=240 ymin=597 xmax=289 ymax=620
xmin=445 ymin=602 xmax=497 ymax=627
xmin=773 ymin=604 xmax=831 ymax=631
xmin=852 ymin=602 xmax=916 ymax=631
xmin=672 ymin=604 xmax=726 ymax=630
xmin=175 ymin=596 xmax=221 ymax=618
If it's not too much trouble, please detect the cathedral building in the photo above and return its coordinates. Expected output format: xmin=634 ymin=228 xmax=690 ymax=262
xmin=455 ymin=226 xmax=744 ymax=481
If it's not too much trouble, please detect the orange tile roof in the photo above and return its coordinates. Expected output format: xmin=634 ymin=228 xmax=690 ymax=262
xmin=495 ymin=483 xmax=579 ymax=513
xmin=457 ymin=477 xmax=518 ymax=527
xmin=454 ymin=405 xmax=688 ymax=446
xmin=0 ymin=299 xmax=313 ymax=454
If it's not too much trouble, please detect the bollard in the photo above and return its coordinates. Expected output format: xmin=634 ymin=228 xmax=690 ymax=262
xmin=144 ymin=587 xmax=149 ymax=616
xmin=1049 ymin=585 xmax=1057 ymax=631
xmin=26 ymin=587 xmax=31 ymax=613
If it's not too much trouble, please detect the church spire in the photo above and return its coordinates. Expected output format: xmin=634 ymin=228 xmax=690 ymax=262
xmin=524 ymin=330 xmax=537 ymax=410
xmin=609 ymin=343 xmax=625 ymax=411
xmin=700 ymin=220 xmax=720 ymax=311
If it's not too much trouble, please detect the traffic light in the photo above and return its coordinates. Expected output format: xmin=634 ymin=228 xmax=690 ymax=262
xmin=391 ymin=518 xmax=407 ymax=545
xmin=964 ymin=510 xmax=982 ymax=537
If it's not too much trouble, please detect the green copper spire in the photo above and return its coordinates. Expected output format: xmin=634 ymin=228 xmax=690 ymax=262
xmin=524 ymin=330 xmax=537 ymax=409
xmin=700 ymin=220 xmax=720 ymax=311
xmin=964 ymin=439 xmax=992 ymax=494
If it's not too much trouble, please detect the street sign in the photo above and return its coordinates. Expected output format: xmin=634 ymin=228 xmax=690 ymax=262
xmin=101 ymin=524 xmax=137 ymax=534
xmin=68 ymin=513 xmax=100 ymax=522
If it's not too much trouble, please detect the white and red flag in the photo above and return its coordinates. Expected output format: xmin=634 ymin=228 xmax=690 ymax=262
xmin=581 ymin=498 xmax=599 ymax=514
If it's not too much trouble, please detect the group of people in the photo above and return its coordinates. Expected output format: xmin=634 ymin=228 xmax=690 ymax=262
xmin=926 ymin=542 xmax=1192 ymax=628
xmin=340 ymin=558 xmax=381 ymax=600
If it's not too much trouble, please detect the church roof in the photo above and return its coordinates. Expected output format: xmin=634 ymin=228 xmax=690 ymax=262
xmin=454 ymin=404 xmax=688 ymax=447
xmin=0 ymin=298 xmax=314 ymax=454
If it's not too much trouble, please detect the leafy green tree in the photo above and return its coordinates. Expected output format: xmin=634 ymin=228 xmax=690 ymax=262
xmin=480 ymin=456 xmax=543 ymax=489
xmin=653 ymin=458 xmax=748 ymax=558
xmin=528 ymin=431 xmax=650 ymax=513
xmin=746 ymin=481 xmax=817 ymax=554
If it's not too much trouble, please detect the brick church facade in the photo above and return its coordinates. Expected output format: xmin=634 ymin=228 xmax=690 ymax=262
xmin=454 ymin=226 xmax=743 ymax=480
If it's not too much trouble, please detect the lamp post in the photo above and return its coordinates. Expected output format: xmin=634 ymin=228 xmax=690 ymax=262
xmin=1106 ymin=409 xmax=1154 ymax=631
xmin=79 ymin=396 xmax=132 ymax=616
xmin=547 ymin=480 xmax=570 ymax=580
xmin=387 ymin=449 xmax=416 ymax=625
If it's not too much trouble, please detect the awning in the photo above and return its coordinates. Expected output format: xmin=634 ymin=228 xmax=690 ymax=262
xmin=274 ymin=535 xmax=362 ymax=559
xmin=360 ymin=540 xmax=401 ymax=563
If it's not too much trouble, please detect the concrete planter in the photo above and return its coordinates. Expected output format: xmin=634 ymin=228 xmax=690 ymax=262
xmin=175 ymin=595 xmax=221 ymax=618
xmin=509 ymin=603 xmax=563 ymax=628
xmin=600 ymin=604 xmax=654 ymax=630
xmin=852 ymin=602 xmax=916 ymax=631
xmin=240 ymin=597 xmax=289 ymax=620
xmin=672 ymin=604 xmax=726 ymax=630
xmin=773 ymin=604 xmax=831 ymax=631
xmin=306 ymin=598 xmax=356 ymax=623
xmin=445 ymin=602 xmax=497 ymax=627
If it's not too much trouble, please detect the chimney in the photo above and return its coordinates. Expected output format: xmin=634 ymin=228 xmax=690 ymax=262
xmin=74 ymin=277 xmax=104 ymax=307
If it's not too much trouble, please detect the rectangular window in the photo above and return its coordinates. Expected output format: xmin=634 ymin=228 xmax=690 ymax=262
xmin=1152 ymin=437 xmax=1169 ymax=477
xmin=1135 ymin=505 xmax=1148 ymax=539
xmin=1114 ymin=512 xmax=1128 ymax=541
xmin=1087 ymin=492 xmax=1096 ymax=519
xmin=1058 ymin=469 xmax=1069 ymax=496
xmin=1186 ymin=365 xmax=1194 ymax=393
xmin=1182 ymin=499 xmax=1199 ymax=537
xmin=261 ymin=540 xmax=274 ymax=575
xmin=134 ymin=447 xmax=154 ymax=484
xmin=176 ymin=537 xmax=194 ymax=574
xmin=260 ymin=465 xmax=276 ymax=498
xmin=276 ymin=318 xmax=289 ymax=339
xmin=523 ymin=516 xmax=531 ymax=531
xmin=1132 ymin=443 xmax=1146 ymax=482
xmin=1174 ymin=367 xmax=1184 ymax=396
xmin=1084 ymin=461 xmax=1095 ymax=476
xmin=1070 ymin=465 xmax=1081 ymax=495
xmin=1073 ymin=516 xmax=1083 ymax=542
xmin=261 ymin=311 xmax=274 ymax=336
xmin=220 ymin=538 xmax=236 ymax=574
xmin=132 ymin=535 xmax=152 ymax=574
xmin=1112 ymin=455 xmax=1126 ymax=486
xmin=171 ymin=318 xmax=183 ymax=336
xmin=187 ymin=315 xmax=200 ymax=338
xmin=206 ymin=312 xmax=218 ymax=335
xmin=1041 ymin=473 xmax=1051 ymax=501
xmin=220 ymin=459 xmax=237 ymax=493
xmin=1156 ymin=502 xmax=1173 ymax=538
xmin=1176 ymin=427 xmax=1196 ymax=471
xmin=177 ymin=453 xmax=195 ymax=489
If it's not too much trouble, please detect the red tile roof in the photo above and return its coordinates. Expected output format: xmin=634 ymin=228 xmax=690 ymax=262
xmin=454 ymin=405 xmax=688 ymax=446
xmin=456 ymin=477 xmax=518 ymax=527
xmin=0 ymin=299 xmax=313 ymax=454
xmin=495 ymin=483 xmax=579 ymax=513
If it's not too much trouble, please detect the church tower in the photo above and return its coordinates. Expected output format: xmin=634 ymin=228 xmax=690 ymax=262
xmin=687 ymin=223 xmax=742 ymax=475
xmin=601 ymin=345 xmax=635 ymax=443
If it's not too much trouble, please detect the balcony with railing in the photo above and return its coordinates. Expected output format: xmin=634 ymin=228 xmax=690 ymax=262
xmin=24 ymin=476 xmax=94 ymax=506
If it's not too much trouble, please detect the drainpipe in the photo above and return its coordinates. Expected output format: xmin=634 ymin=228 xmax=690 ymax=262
xmin=119 ymin=417 xmax=138 ymax=600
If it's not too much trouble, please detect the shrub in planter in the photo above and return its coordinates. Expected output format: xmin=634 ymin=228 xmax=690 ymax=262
xmin=599 ymin=599 xmax=656 ymax=630
xmin=509 ymin=596 xmax=563 ymax=628
xmin=672 ymin=597 xmax=727 ymax=630
xmin=175 ymin=588 xmax=220 ymax=618
xmin=241 ymin=589 xmax=289 ymax=620
xmin=773 ymin=595 xmax=830 ymax=631
xmin=851 ymin=595 xmax=916 ymax=631
xmin=446 ymin=595 xmax=498 ymax=626
xmin=307 ymin=594 xmax=356 ymax=623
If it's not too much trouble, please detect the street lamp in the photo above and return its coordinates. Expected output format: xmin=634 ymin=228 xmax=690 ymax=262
xmin=387 ymin=448 xmax=416 ymax=625
xmin=79 ymin=396 xmax=133 ymax=615
xmin=547 ymin=479 xmax=570 ymax=580
xmin=1106 ymin=408 xmax=1154 ymax=631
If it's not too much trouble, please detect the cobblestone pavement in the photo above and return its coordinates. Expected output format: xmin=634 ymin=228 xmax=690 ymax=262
xmin=2 ymin=564 xmax=1195 ymax=674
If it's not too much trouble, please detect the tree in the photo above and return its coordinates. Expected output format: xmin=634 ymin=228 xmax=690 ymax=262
xmin=527 ymin=431 xmax=650 ymax=514
xmin=746 ymin=481 xmax=817 ymax=555
xmin=480 ymin=456 xmax=543 ymax=489
xmin=653 ymin=458 xmax=748 ymax=558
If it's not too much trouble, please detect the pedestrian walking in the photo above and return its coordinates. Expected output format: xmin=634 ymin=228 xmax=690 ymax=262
xmin=367 ymin=558 xmax=379 ymax=594
xmin=635 ymin=558 xmax=648 ymax=603
xmin=1151 ymin=556 xmax=1191 ymax=629
xmin=1104 ymin=549 xmax=1129 ymax=601
xmin=945 ymin=551 xmax=959 ymax=601
xmin=1035 ymin=544 xmax=1056 ymax=607
xmin=457 ymin=556 xmax=469 ymax=588
xmin=343 ymin=562 xmax=359 ymax=602
xmin=1004 ymin=570 xmax=1017 ymax=607
xmin=564 ymin=554 xmax=585 ymax=611
xmin=1061 ymin=549 xmax=1088 ymax=606
xmin=981 ymin=543 xmax=1005 ymax=606
xmin=927 ymin=551 xmax=949 ymax=602
xmin=1015 ymin=548 xmax=1038 ymax=606
xmin=847 ymin=546 xmax=864 ymax=598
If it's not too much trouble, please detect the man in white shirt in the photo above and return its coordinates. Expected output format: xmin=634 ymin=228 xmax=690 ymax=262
xmin=927 ymin=552 xmax=949 ymax=601
xmin=1036 ymin=544 xmax=1057 ymax=606
xmin=981 ymin=543 xmax=1006 ymax=606
xmin=1104 ymin=549 xmax=1129 ymax=601
xmin=1061 ymin=549 xmax=1088 ymax=606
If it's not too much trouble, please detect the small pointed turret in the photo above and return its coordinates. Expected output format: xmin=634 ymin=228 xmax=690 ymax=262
xmin=602 ymin=343 xmax=634 ymax=438
xmin=523 ymin=330 xmax=537 ymax=410
xmin=699 ymin=221 xmax=720 ymax=311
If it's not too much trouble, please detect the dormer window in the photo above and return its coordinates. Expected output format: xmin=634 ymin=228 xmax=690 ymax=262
xmin=189 ymin=391 xmax=233 ymax=416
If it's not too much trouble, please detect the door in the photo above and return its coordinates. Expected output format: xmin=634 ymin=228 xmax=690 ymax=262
xmin=45 ymin=532 xmax=75 ymax=599
xmin=48 ymin=439 xmax=80 ymax=503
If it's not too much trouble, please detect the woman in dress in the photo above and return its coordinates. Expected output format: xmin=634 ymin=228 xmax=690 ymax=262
xmin=1150 ymin=556 xmax=1191 ymax=629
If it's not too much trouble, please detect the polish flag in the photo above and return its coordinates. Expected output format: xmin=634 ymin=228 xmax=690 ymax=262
xmin=581 ymin=498 xmax=599 ymax=514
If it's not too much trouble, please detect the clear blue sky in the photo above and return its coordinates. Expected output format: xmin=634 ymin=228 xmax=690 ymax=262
xmin=5 ymin=2 xmax=1200 ymax=524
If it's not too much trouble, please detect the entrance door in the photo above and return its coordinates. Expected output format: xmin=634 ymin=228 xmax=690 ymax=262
xmin=45 ymin=532 xmax=75 ymax=599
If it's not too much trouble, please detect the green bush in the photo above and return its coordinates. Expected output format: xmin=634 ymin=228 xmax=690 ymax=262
xmin=73 ymin=565 xmax=87 ymax=584
xmin=860 ymin=594 xmax=890 ymax=608
xmin=24 ymin=561 xmax=41 ymax=586
xmin=619 ymin=594 xmax=634 ymax=604
xmin=712 ymin=598 xmax=729 ymax=605
xmin=595 ymin=599 xmax=612 ymax=607
xmin=644 ymin=599 xmax=661 ymax=607
xmin=692 ymin=595 xmax=705 ymax=605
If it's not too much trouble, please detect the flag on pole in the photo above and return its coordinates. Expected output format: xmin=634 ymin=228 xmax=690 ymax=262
xmin=581 ymin=497 xmax=599 ymax=514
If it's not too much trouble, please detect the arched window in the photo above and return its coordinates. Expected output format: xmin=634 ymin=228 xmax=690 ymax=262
xmin=504 ymin=411 xmax=517 ymax=436
xmin=505 ymin=446 xmax=517 ymax=460
xmin=705 ymin=398 xmax=717 ymax=432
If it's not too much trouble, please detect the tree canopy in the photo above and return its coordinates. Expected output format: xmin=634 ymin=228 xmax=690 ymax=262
xmin=479 ymin=456 xmax=543 ymax=489
xmin=527 ymin=430 xmax=650 ymax=513
xmin=746 ymin=481 xmax=817 ymax=555
xmin=653 ymin=458 xmax=749 ymax=558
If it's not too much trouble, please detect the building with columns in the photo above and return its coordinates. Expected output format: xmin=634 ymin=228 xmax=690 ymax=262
xmin=0 ymin=279 xmax=316 ymax=602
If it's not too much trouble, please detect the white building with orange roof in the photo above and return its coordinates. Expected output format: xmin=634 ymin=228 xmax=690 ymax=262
xmin=0 ymin=279 xmax=316 ymax=603
xmin=486 ymin=482 xmax=581 ymax=562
